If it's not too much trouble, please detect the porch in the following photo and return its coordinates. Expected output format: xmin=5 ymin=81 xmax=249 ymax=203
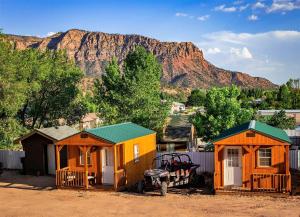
xmin=55 ymin=143 xmax=126 ymax=191
xmin=215 ymin=172 xmax=291 ymax=193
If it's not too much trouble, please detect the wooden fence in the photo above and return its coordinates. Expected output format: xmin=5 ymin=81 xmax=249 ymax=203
xmin=0 ymin=150 xmax=25 ymax=169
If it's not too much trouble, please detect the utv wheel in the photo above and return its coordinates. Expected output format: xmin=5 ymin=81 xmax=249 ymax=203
xmin=160 ymin=181 xmax=167 ymax=196
xmin=137 ymin=180 xmax=144 ymax=194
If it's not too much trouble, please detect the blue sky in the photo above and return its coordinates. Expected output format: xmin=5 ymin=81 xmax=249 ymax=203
xmin=1 ymin=0 xmax=300 ymax=84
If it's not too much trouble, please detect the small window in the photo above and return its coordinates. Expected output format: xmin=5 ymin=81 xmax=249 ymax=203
xmin=258 ymin=148 xmax=272 ymax=167
xmin=133 ymin=144 xmax=139 ymax=163
xmin=79 ymin=149 xmax=91 ymax=165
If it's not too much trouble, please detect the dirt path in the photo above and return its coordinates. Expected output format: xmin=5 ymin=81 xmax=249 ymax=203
xmin=0 ymin=171 xmax=299 ymax=217
xmin=0 ymin=187 xmax=299 ymax=217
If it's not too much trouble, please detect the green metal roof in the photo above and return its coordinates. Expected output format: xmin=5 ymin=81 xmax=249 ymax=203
xmin=213 ymin=120 xmax=291 ymax=144
xmin=85 ymin=122 xmax=156 ymax=144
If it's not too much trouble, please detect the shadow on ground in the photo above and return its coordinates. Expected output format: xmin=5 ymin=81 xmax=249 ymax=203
xmin=0 ymin=170 xmax=56 ymax=191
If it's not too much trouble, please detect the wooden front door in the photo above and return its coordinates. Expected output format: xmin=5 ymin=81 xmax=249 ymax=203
xmin=101 ymin=147 xmax=114 ymax=185
xmin=224 ymin=147 xmax=242 ymax=187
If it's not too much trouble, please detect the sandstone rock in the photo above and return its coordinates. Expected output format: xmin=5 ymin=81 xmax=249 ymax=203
xmin=6 ymin=29 xmax=276 ymax=89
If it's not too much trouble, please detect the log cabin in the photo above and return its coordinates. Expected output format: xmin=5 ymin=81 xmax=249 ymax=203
xmin=55 ymin=122 xmax=156 ymax=191
xmin=213 ymin=120 xmax=292 ymax=194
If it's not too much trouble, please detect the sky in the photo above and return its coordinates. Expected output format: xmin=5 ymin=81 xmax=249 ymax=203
xmin=1 ymin=0 xmax=300 ymax=85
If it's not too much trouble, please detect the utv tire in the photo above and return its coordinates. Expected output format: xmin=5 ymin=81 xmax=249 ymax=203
xmin=137 ymin=180 xmax=144 ymax=194
xmin=161 ymin=181 xmax=167 ymax=196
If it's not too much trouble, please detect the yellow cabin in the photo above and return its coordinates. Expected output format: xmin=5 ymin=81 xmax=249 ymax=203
xmin=55 ymin=122 xmax=156 ymax=190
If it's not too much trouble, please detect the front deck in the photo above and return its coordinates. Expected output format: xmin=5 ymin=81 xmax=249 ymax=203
xmin=215 ymin=173 xmax=291 ymax=194
xmin=56 ymin=167 xmax=125 ymax=190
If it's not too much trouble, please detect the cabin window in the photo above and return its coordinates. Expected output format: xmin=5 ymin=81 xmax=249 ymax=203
xmin=133 ymin=144 xmax=139 ymax=163
xmin=227 ymin=149 xmax=239 ymax=167
xmin=116 ymin=144 xmax=124 ymax=170
xmin=258 ymin=148 xmax=272 ymax=167
xmin=79 ymin=149 xmax=91 ymax=165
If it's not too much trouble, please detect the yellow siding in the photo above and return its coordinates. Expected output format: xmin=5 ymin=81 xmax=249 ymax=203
xmin=118 ymin=133 xmax=156 ymax=186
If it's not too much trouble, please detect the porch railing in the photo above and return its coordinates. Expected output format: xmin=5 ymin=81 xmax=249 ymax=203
xmin=56 ymin=167 xmax=85 ymax=188
xmin=252 ymin=173 xmax=290 ymax=192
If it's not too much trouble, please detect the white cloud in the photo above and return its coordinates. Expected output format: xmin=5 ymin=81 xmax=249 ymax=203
xmin=206 ymin=47 xmax=221 ymax=54
xmin=253 ymin=2 xmax=266 ymax=9
xmin=197 ymin=15 xmax=210 ymax=21
xmin=196 ymin=30 xmax=300 ymax=84
xmin=230 ymin=47 xmax=253 ymax=59
xmin=214 ymin=4 xmax=237 ymax=12
xmin=46 ymin=32 xmax=56 ymax=37
xmin=233 ymin=0 xmax=244 ymax=5
xmin=175 ymin=12 xmax=188 ymax=17
xmin=248 ymin=14 xmax=258 ymax=21
xmin=239 ymin=4 xmax=250 ymax=11
xmin=266 ymin=0 xmax=300 ymax=13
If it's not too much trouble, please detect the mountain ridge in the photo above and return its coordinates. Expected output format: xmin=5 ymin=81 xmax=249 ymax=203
xmin=6 ymin=29 xmax=277 ymax=89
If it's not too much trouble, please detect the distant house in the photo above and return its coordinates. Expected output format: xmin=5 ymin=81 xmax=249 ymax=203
xmin=257 ymin=110 xmax=300 ymax=126
xmin=55 ymin=122 xmax=156 ymax=190
xmin=213 ymin=120 xmax=291 ymax=193
xmin=171 ymin=102 xmax=185 ymax=114
xmin=79 ymin=113 xmax=103 ymax=130
xmin=16 ymin=126 xmax=79 ymax=175
xmin=159 ymin=115 xmax=196 ymax=152
xmin=285 ymin=129 xmax=300 ymax=150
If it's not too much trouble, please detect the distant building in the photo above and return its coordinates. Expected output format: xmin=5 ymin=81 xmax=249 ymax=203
xmin=78 ymin=113 xmax=103 ymax=130
xmin=285 ymin=129 xmax=300 ymax=150
xmin=257 ymin=110 xmax=300 ymax=126
xmin=171 ymin=102 xmax=186 ymax=114
xmin=159 ymin=115 xmax=196 ymax=152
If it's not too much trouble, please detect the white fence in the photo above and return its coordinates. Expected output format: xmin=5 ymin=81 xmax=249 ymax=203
xmin=156 ymin=152 xmax=214 ymax=174
xmin=290 ymin=150 xmax=300 ymax=170
xmin=157 ymin=150 xmax=300 ymax=173
xmin=0 ymin=150 xmax=25 ymax=169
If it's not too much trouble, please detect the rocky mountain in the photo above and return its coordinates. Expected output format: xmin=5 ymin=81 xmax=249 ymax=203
xmin=7 ymin=29 xmax=276 ymax=89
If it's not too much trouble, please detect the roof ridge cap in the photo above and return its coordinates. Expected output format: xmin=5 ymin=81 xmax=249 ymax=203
xmin=86 ymin=122 xmax=133 ymax=131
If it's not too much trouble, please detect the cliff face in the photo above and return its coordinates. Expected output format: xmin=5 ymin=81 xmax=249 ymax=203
xmin=7 ymin=29 xmax=276 ymax=89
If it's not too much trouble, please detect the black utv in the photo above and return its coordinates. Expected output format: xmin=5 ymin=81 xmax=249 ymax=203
xmin=138 ymin=153 xmax=199 ymax=196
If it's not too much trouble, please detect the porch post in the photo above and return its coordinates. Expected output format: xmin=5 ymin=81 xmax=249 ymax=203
xmin=214 ymin=145 xmax=219 ymax=189
xmin=56 ymin=145 xmax=61 ymax=171
xmin=84 ymin=146 xmax=89 ymax=189
xmin=285 ymin=145 xmax=291 ymax=192
xmin=250 ymin=145 xmax=254 ymax=191
xmin=113 ymin=145 xmax=117 ymax=190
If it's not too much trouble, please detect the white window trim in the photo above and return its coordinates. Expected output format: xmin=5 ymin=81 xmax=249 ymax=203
xmin=257 ymin=147 xmax=272 ymax=167
xmin=134 ymin=144 xmax=140 ymax=163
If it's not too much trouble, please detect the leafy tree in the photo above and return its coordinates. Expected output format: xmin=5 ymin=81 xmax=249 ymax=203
xmin=191 ymin=86 xmax=254 ymax=141
xmin=17 ymin=49 xmax=84 ymax=128
xmin=94 ymin=47 xmax=169 ymax=133
xmin=186 ymin=89 xmax=206 ymax=106
xmin=277 ymin=84 xmax=292 ymax=109
xmin=0 ymin=33 xmax=27 ymax=148
xmin=258 ymin=110 xmax=296 ymax=129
